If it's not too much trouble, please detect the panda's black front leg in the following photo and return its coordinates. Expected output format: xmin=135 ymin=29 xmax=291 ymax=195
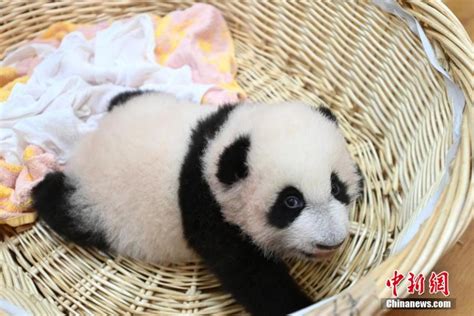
xmin=207 ymin=239 xmax=312 ymax=315
xmin=183 ymin=217 xmax=312 ymax=316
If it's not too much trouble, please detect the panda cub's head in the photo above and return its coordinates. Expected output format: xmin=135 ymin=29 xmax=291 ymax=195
xmin=203 ymin=101 xmax=363 ymax=260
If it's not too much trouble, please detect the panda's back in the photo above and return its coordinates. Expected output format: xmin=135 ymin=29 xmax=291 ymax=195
xmin=65 ymin=94 xmax=217 ymax=262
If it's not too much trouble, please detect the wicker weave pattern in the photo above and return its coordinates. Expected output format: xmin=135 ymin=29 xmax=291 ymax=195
xmin=0 ymin=1 xmax=472 ymax=315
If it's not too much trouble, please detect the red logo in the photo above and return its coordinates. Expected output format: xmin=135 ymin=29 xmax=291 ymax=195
xmin=386 ymin=270 xmax=404 ymax=297
xmin=429 ymin=271 xmax=450 ymax=296
xmin=407 ymin=272 xmax=425 ymax=295
xmin=386 ymin=271 xmax=449 ymax=297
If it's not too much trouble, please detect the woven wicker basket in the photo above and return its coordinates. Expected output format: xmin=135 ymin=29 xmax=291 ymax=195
xmin=0 ymin=1 xmax=472 ymax=315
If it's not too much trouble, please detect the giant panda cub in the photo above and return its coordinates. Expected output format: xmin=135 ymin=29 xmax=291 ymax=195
xmin=33 ymin=92 xmax=363 ymax=316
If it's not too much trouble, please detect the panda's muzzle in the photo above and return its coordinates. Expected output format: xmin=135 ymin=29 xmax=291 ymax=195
xmin=316 ymin=240 xmax=344 ymax=251
xmin=298 ymin=240 xmax=346 ymax=259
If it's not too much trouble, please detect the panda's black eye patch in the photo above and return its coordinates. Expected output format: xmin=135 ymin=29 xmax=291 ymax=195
xmin=331 ymin=172 xmax=349 ymax=204
xmin=268 ymin=186 xmax=305 ymax=229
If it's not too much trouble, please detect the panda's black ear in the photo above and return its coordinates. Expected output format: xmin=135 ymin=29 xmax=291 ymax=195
xmin=317 ymin=106 xmax=338 ymax=124
xmin=356 ymin=165 xmax=364 ymax=197
xmin=108 ymin=90 xmax=146 ymax=112
xmin=217 ymin=135 xmax=251 ymax=186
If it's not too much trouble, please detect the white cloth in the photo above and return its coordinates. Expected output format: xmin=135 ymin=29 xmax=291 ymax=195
xmin=0 ymin=14 xmax=213 ymax=164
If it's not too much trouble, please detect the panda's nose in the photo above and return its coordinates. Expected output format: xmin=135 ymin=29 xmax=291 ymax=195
xmin=316 ymin=240 xmax=344 ymax=250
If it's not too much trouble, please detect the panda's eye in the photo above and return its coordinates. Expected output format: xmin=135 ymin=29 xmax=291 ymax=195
xmin=331 ymin=172 xmax=350 ymax=204
xmin=268 ymin=186 xmax=305 ymax=228
xmin=284 ymin=195 xmax=304 ymax=210
xmin=331 ymin=182 xmax=340 ymax=196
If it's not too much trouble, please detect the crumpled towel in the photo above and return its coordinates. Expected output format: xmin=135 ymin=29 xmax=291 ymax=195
xmin=0 ymin=145 xmax=60 ymax=225
xmin=0 ymin=3 xmax=245 ymax=226
xmin=154 ymin=4 xmax=245 ymax=104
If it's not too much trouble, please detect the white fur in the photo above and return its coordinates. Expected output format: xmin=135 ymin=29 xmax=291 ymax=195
xmin=66 ymin=94 xmax=360 ymax=263
xmin=66 ymin=94 xmax=215 ymax=262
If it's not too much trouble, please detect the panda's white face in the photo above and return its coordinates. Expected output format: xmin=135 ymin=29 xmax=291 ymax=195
xmin=204 ymin=102 xmax=363 ymax=260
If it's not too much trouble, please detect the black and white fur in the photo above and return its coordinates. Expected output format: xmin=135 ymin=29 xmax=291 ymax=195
xmin=33 ymin=92 xmax=363 ymax=316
